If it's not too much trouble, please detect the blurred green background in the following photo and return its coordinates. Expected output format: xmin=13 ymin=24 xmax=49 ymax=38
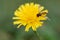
xmin=0 ymin=0 xmax=60 ymax=40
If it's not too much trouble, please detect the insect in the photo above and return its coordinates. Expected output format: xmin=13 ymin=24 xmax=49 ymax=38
xmin=37 ymin=12 xmax=47 ymax=17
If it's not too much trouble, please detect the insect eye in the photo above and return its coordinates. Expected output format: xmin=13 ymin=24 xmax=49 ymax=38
xmin=37 ymin=13 xmax=41 ymax=17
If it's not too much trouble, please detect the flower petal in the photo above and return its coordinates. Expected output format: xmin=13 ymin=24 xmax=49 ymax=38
xmin=25 ymin=24 xmax=31 ymax=32
xmin=31 ymin=23 xmax=37 ymax=31
xmin=13 ymin=17 xmax=20 ymax=19
xmin=17 ymin=24 xmax=22 ymax=28
xmin=13 ymin=21 xmax=21 ymax=24
xmin=39 ymin=6 xmax=44 ymax=12
xmin=41 ymin=10 xmax=48 ymax=13
xmin=38 ymin=16 xmax=47 ymax=20
xmin=14 ymin=10 xmax=22 ymax=17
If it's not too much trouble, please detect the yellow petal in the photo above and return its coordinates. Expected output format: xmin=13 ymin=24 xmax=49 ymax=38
xmin=21 ymin=21 xmax=27 ymax=26
xmin=13 ymin=20 xmax=21 ymax=24
xmin=38 ymin=22 xmax=43 ymax=27
xmin=39 ymin=16 xmax=47 ymax=20
xmin=32 ymin=26 xmax=36 ymax=31
xmin=13 ymin=17 xmax=20 ymax=19
xmin=32 ymin=23 xmax=36 ymax=31
xmin=30 ymin=2 xmax=34 ymax=6
xmin=41 ymin=10 xmax=48 ymax=13
xmin=25 ymin=3 xmax=29 ymax=6
xmin=19 ymin=5 xmax=25 ymax=10
xmin=39 ymin=6 xmax=44 ymax=12
xmin=25 ymin=24 xmax=31 ymax=32
xmin=34 ymin=4 xmax=40 ymax=7
xmin=34 ymin=21 xmax=43 ymax=28
xmin=17 ymin=24 xmax=22 ymax=28
xmin=14 ymin=10 xmax=22 ymax=17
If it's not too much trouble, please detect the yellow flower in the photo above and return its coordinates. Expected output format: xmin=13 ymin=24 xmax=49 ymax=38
xmin=13 ymin=2 xmax=48 ymax=32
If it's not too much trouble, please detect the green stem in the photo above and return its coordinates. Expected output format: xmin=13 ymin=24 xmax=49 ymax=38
xmin=33 ymin=31 xmax=40 ymax=40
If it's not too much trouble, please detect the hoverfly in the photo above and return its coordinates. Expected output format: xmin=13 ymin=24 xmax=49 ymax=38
xmin=37 ymin=12 xmax=47 ymax=17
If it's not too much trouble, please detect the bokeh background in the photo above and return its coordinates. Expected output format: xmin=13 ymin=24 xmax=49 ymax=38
xmin=0 ymin=0 xmax=60 ymax=40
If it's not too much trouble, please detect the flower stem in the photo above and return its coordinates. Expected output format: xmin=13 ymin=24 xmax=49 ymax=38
xmin=33 ymin=31 xmax=40 ymax=40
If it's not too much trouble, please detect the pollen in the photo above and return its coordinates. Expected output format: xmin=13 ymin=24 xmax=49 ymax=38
xmin=13 ymin=2 xmax=48 ymax=32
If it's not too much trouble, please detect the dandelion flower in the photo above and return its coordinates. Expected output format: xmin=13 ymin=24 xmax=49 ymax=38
xmin=13 ymin=2 xmax=48 ymax=32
